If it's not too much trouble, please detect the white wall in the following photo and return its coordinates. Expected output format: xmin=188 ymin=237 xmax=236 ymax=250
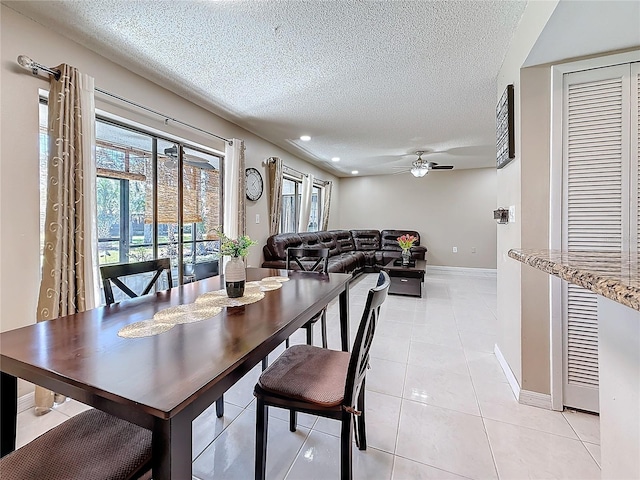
xmin=338 ymin=168 xmax=497 ymax=269
xmin=0 ymin=4 xmax=340 ymax=336
xmin=495 ymin=0 xmax=559 ymax=389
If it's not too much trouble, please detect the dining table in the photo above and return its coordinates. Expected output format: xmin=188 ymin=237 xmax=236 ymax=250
xmin=0 ymin=267 xmax=352 ymax=479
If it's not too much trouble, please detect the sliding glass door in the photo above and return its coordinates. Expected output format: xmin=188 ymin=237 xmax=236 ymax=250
xmin=94 ymin=121 xmax=224 ymax=285
xmin=39 ymin=100 xmax=224 ymax=300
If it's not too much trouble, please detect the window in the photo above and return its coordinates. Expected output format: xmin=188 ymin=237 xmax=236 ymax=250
xmin=279 ymin=176 xmax=322 ymax=233
xmin=309 ymin=185 xmax=321 ymax=232
xmin=39 ymin=99 xmax=223 ymax=299
xmin=280 ymin=177 xmax=298 ymax=233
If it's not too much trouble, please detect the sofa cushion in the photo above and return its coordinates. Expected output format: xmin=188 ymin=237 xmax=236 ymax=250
xmin=328 ymin=252 xmax=363 ymax=273
xmin=315 ymin=231 xmax=339 ymax=256
xmin=360 ymin=250 xmax=377 ymax=266
xmin=264 ymin=233 xmax=303 ymax=261
xmin=299 ymin=232 xmax=320 ymax=248
xmin=350 ymin=230 xmax=381 ymax=251
xmin=380 ymin=229 xmax=422 ymax=251
xmin=331 ymin=230 xmax=355 ymax=253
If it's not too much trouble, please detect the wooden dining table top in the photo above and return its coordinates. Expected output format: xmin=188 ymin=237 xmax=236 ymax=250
xmin=0 ymin=267 xmax=352 ymax=421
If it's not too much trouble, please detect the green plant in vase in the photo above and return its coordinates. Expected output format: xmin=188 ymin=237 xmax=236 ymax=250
xmin=215 ymin=229 xmax=258 ymax=298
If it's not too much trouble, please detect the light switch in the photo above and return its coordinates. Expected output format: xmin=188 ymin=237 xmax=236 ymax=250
xmin=255 ymin=214 xmax=260 ymax=224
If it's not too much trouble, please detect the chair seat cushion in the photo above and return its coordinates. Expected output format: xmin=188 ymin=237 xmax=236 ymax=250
xmin=0 ymin=408 xmax=151 ymax=480
xmin=258 ymin=344 xmax=350 ymax=407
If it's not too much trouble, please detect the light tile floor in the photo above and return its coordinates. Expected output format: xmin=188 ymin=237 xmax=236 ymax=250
xmin=16 ymin=271 xmax=601 ymax=479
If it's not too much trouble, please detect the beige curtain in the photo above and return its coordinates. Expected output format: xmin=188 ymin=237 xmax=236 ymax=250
xmin=267 ymin=157 xmax=283 ymax=235
xmin=321 ymin=181 xmax=332 ymax=230
xmin=298 ymin=173 xmax=314 ymax=232
xmin=35 ymin=64 xmax=98 ymax=413
xmin=222 ymin=139 xmax=246 ymax=269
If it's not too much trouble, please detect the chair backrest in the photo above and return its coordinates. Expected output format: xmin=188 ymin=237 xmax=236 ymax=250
xmin=343 ymin=271 xmax=390 ymax=410
xmin=286 ymin=247 xmax=330 ymax=273
xmin=100 ymin=258 xmax=173 ymax=305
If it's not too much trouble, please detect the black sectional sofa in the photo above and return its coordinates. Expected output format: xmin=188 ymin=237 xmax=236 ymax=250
xmin=261 ymin=229 xmax=427 ymax=275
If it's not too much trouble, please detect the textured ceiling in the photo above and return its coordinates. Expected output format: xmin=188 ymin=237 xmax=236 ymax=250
xmin=6 ymin=0 xmax=528 ymax=176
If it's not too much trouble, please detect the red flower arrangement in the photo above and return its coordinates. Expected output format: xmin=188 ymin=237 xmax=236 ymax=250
xmin=397 ymin=234 xmax=417 ymax=250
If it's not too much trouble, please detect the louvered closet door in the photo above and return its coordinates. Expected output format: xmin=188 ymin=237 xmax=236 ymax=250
xmin=632 ymin=62 xmax=640 ymax=256
xmin=562 ymin=64 xmax=631 ymax=412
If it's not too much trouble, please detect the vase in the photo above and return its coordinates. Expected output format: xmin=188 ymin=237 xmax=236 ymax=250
xmin=401 ymin=248 xmax=411 ymax=266
xmin=225 ymin=256 xmax=246 ymax=298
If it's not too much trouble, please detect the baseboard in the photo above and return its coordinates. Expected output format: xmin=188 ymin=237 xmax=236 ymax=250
xmin=493 ymin=345 xmax=553 ymax=410
xmin=18 ymin=391 xmax=35 ymax=413
xmin=494 ymin=344 xmax=521 ymax=400
xmin=519 ymin=389 xmax=553 ymax=410
xmin=428 ymin=265 xmax=497 ymax=276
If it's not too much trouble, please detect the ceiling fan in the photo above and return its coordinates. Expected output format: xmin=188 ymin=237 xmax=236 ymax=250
xmin=163 ymin=145 xmax=217 ymax=170
xmin=395 ymin=151 xmax=454 ymax=177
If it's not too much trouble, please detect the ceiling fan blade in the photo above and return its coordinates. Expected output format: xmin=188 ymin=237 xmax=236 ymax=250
xmin=431 ymin=165 xmax=454 ymax=170
xmin=185 ymin=159 xmax=216 ymax=170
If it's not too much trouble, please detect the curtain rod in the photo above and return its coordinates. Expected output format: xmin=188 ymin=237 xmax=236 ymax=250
xmin=281 ymin=162 xmax=331 ymax=186
xmin=17 ymin=55 xmax=233 ymax=146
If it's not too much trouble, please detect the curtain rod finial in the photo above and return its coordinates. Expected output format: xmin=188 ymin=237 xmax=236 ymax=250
xmin=17 ymin=55 xmax=34 ymax=69
xmin=17 ymin=55 xmax=38 ymax=77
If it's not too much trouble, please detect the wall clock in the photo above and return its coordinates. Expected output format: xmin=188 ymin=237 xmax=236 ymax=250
xmin=245 ymin=167 xmax=263 ymax=201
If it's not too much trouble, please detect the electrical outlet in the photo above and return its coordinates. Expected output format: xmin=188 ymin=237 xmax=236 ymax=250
xmin=471 ymin=247 xmax=476 ymax=253
xmin=508 ymin=205 xmax=515 ymax=223
xmin=255 ymin=214 xmax=260 ymax=224
xmin=452 ymin=247 xmax=458 ymax=253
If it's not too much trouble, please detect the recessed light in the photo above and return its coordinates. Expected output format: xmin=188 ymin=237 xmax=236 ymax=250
xmin=300 ymin=135 xmax=311 ymax=142
xmin=351 ymin=170 xmax=358 ymax=175
xmin=331 ymin=157 xmax=340 ymax=162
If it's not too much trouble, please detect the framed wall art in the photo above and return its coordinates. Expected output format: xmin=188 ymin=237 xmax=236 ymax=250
xmin=496 ymin=83 xmax=515 ymax=169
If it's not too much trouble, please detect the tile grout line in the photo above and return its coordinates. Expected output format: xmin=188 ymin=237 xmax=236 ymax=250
xmin=480 ymin=415 xmax=502 ymax=479
xmin=191 ymin=406 xmax=245 ymax=464
xmin=392 ymin=451 xmax=477 ymax=480
xmin=282 ymin=423 xmax=314 ymax=480
xmin=457 ymin=300 xmax=501 ymax=480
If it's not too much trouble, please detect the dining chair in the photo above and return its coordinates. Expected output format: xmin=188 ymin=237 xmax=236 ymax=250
xmin=253 ymin=271 xmax=390 ymax=480
xmin=285 ymin=247 xmax=330 ymax=348
xmin=100 ymin=258 xmax=173 ymax=306
xmin=0 ymin=404 xmax=152 ymax=480
xmin=100 ymin=258 xmax=224 ymax=417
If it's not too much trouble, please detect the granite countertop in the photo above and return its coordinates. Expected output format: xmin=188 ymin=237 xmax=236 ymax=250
xmin=508 ymin=249 xmax=640 ymax=311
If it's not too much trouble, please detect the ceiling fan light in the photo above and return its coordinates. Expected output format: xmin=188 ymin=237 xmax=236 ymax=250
xmin=411 ymin=166 xmax=428 ymax=177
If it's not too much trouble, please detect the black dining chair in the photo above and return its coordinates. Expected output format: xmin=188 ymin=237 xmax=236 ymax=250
xmin=253 ymin=271 xmax=390 ymax=480
xmin=100 ymin=258 xmax=224 ymax=417
xmin=100 ymin=258 xmax=173 ymax=306
xmin=285 ymin=247 xmax=330 ymax=348
xmin=0 ymin=387 xmax=152 ymax=480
